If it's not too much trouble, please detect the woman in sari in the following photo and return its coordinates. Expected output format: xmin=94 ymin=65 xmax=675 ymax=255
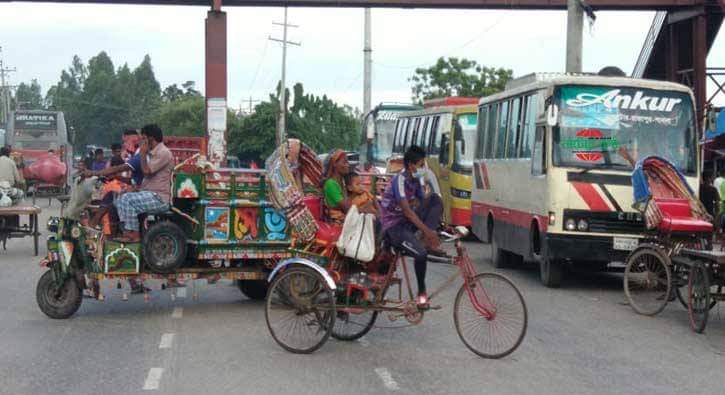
xmin=321 ymin=149 xmax=351 ymax=225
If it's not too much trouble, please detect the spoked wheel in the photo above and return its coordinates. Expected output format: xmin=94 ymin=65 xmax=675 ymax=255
xmin=36 ymin=270 xmax=82 ymax=319
xmin=623 ymin=248 xmax=671 ymax=316
xmin=265 ymin=267 xmax=336 ymax=354
xmin=673 ymin=264 xmax=690 ymax=309
xmin=688 ymin=263 xmax=711 ymax=334
xmin=453 ymin=273 xmax=527 ymax=359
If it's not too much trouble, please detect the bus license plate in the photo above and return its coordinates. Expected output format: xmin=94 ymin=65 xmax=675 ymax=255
xmin=613 ymin=237 xmax=638 ymax=251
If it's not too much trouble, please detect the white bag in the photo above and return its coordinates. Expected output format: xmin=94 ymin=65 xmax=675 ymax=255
xmin=336 ymin=205 xmax=376 ymax=262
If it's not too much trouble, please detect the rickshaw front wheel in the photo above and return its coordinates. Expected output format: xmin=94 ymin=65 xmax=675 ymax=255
xmin=36 ymin=270 xmax=82 ymax=319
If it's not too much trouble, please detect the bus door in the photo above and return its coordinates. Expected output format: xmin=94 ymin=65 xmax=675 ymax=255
xmin=431 ymin=113 xmax=454 ymax=224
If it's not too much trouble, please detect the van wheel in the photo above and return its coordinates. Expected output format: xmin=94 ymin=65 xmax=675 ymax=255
xmin=143 ymin=221 xmax=187 ymax=273
xmin=491 ymin=236 xmax=510 ymax=269
xmin=238 ymin=280 xmax=269 ymax=301
xmin=36 ymin=271 xmax=82 ymax=319
xmin=540 ymin=255 xmax=563 ymax=288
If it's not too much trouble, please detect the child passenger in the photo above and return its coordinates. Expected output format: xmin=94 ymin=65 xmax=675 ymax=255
xmin=346 ymin=171 xmax=380 ymax=216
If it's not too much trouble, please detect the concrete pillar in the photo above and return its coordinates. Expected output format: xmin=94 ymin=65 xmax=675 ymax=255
xmin=205 ymin=6 xmax=228 ymax=166
xmin=565 ymin=0 xmax=583 ymax=73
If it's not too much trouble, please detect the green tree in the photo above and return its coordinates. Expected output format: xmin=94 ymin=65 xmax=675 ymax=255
xmin=409 ymin=57 xmax=513 ymax=104
xmin=155 ymin=95 xmax=205 ymax=137
xmin=45 ymin=52 xmax=163 ymax=150
xmin=230 ymin=82 xmax=361 ymax=163
xmin=14 ymin=79 xmax=44 ymax=110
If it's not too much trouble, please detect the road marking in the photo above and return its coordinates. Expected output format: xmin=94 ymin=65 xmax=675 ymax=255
xmin=171 ymin=307 xmax=183 ymax=319
xmin=374 ymin=367 xmax=400 ymax=391
xmin=159 ymin=333 xmax=175 ymax=349
xmin=143 ymin=368 xmax=163 ymax=390
xmin=176 ymin=287 xmax=186 ymax=298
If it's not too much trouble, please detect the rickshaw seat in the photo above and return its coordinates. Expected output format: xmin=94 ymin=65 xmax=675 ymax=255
xmin=315 ymin=221 xmax=341 ymax=245
xmin=654 ymin=198 xmax=713 ymax=233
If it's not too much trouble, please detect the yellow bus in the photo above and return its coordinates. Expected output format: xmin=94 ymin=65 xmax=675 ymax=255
xmin=471 ymin=73 xmax=699 ymax=287
xmin=389 ymin=97 xmax=479 ymax=227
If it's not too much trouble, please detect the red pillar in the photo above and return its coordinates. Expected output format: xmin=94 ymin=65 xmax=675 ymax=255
xmin=205 ymin=2 xmax=227 ymax=166
xmin=692 ymin=13 xmax=707 ymax=131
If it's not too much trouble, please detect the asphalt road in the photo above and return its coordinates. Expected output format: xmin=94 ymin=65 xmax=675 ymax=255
xmin=1 ymin=200 xmax=724 ymax=395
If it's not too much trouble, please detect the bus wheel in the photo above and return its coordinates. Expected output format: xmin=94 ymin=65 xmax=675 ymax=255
xmin=540 ymin=255 xmax=563 ymax=288
xmin=491 ymin=236 xmax=510 ymax=269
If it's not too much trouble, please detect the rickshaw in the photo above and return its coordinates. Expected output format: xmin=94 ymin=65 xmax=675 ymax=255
xmin=262 ymin=142 xmax=528 ymax=358
xmin=622 ymin=156 xmax=714 ymax=320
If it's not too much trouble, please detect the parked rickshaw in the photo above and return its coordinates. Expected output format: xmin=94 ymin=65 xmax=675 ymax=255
xmin=622 ymin=156 xmax=718 ymax=329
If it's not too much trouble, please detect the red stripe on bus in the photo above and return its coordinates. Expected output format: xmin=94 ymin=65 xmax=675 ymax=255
xmin=472 ymin=201 xmax=547 ymax=232
xmin=450 ymin=207 xmax=472 ymax=227
xmin=571 ymin=182 xmax=611 ymax=211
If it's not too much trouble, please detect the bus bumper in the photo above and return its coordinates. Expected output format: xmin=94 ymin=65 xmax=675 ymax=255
xmin=544 ymin=233 xmax=631 ymax=263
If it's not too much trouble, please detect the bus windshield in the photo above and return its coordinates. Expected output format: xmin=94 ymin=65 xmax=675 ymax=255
xmin=372 ymin=118 xmax=396 ymax=164
xmin=454 ymin=113 xmax=478 ymax=169
xmin=553 ymin=85 xmax=697 ymax=174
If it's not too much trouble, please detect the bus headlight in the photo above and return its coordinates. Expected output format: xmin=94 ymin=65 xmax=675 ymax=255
xmin=548 ymin=212 xmax=556 ymax=226
xmin=565 ymin=218 xmax=576 ymax=231
xmin=577 ymin=219 xmax=589 ymax=232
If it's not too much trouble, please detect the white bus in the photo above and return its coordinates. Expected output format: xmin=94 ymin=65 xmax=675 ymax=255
xmin=360 ymin=103 xmax=420 ymax=171
xmin=471 ymin=73 xmax=698 ymax=287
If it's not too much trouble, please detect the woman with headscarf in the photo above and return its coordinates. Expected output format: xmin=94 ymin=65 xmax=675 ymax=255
xmin=321 ymin=149 xmax=351 ymax=225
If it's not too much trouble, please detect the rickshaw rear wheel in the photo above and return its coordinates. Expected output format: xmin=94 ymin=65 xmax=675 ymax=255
xmin=238 ymin=280 xmax=269 ymax=301
xmin=623 ymin=247 xmax=671 ymax=316
xmin=688 ymin=262 xmax=710 ymax=334
xmin=36 ymin=270 xmax=82 ymax=319
xmin=265 ymin=267 xmax=335 ymax=354
xmin=331 ymin=285 xmax=387 ymax=341
xmin=143 ymin=221 xmax=187 ymax=273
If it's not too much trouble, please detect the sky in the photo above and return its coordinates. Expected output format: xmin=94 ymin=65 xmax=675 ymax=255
xmin=0 ymin=3 xmax=723 ymax=111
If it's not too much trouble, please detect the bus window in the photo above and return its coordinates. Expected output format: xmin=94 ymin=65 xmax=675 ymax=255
xmin=418 ymin=117 xmax=430 ymax=148
xmin=454 ymin=113 xmax=478 ymax=169
xmin=532 ymin=125 xmax=546 ymax=175
xmin=484 ymin=103 xmax=498 ymax=159
xmin=408 ymin=118 xmax=421 ymax=149
xmin=429 ymin=116 xmax=441 ymax=154
xmin=520 ymin=94 xmax=537 ymax=158
xmin=495 ymin=101 xmax=509 ymax=159
xmin=476 ymin=106 xmax=488 ymax=159
xmin=440 ymin=132 xmax=450 ymax=166
xmin=506 ymin=98 xmax=521 ymax=158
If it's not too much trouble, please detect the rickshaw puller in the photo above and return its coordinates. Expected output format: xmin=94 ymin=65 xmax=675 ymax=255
xmin=380 ymin=145 xmax=445 ymax=307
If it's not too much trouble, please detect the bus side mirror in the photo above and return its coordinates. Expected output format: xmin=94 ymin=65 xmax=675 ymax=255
xmin=546 ymin=104 xmax=559 ymax=127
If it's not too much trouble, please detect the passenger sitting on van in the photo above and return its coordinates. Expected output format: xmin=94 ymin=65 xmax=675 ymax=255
xmin=346 ymin=171 xmax=379 ymax=216
xmin=113 ymin=124 xmax=174 ymax=242
xmin=321 ymin=149 xmax=351 ymax=225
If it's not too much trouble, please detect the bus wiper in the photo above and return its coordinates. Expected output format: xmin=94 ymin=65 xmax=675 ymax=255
xmin=578 ymin=164 xmax=611 ymax=174
xmin=578 ymin=163 xmax=631 ymax=175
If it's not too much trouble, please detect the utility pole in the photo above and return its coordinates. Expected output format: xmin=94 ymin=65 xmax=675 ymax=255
xmin=0 ymin=46 xmax=17 ymax=126
xmin=243 ymin=96 xmax=261 ymax=115
xmin=363 ymin=8 xmax=372 ymax=114
xmin=269 ymin=7 xmax=300 ymax=146
xmin=565 ymin=0 xmax=584 ymax=73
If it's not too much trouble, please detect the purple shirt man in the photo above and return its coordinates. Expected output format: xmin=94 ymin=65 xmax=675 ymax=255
xmin=380 ymin=171 xmax=425 ymax=232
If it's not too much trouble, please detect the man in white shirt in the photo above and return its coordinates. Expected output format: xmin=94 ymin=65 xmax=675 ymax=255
xmin=714 ymin=169 xmax=725 ymax=198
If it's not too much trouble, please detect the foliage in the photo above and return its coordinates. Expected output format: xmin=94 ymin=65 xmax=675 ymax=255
xmin=229 ymin=82 xmax=361 ymax=163
xmin=155 ymin=95 xmax=205 ymax=137
xmin=409 ymin=57 xmax=513 ymax=104
xmin=14 ymin=79 xmax=43 ymax=110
